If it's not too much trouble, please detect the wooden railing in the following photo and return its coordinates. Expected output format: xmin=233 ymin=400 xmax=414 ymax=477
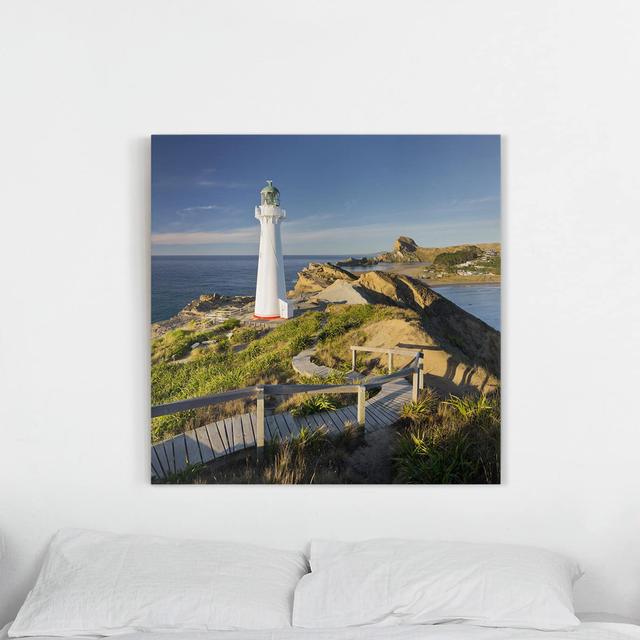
xmin=350 ymin=345 xmax=423 ymax=374
xmin=351 ymin=346 xmax=424 ymax=397
xmin=151 ymin=346 xmax=424 ymax=459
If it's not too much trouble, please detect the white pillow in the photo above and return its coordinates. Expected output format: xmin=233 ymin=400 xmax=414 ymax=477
xmin=293 ymin=539 xmax=582 ymax=630
xmin=10 ymin=528 xmax=308 ymax=636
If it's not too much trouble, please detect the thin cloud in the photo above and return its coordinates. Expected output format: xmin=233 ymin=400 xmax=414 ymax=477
xmin=197 ymin=180 xmax=250 ymax=189
xmin=152 ymin=226 xmax=258 ymax=245
xmin=178 ymin=205 xmax=224 ymax=213
xmin=152 ymin=214 xmax=499 ymax=251
xmin=458 ymin=195 xmax=499 ymax=205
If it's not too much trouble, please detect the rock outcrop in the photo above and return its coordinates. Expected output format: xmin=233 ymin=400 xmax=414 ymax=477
xmin=152 ymin=294 xmax=254 ymax=339
xmin=181 ymin=293 xmax=254 ymax=314
xmin=312 ymin=279 xmax=380 ymax=305
xmin=332 ymin=238 xmax=501 ymax=268
xmin=373 ymin=236 xmax=421 ymax=263
xmin=294 ymin=263 xmax=500 ymax=377
xmin=376 ymin=236 xmax=501 ymax=264
xmin=392 ymin=236 xmax=420 ymax=259
xmin=355 ymin=271 xmax=500 ymax=375
xmin=335 ymin=256 xmax=378 ymax=267
xmin=181 ymin=293 xmax=225 ymax=313
xmin=290 ymin=262 xmax=357 ymax=295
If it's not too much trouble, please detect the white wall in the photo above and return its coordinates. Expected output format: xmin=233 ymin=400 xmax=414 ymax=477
xmin=1 ymin=0 xmax=639 ymax=626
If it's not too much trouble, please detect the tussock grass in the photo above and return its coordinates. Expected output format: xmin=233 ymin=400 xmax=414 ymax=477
xmin=394 ymin=390 xmax=500 ymax=484
xmin=158 ymin=423 xmax=366 ymax=485
xmin=400 ymin=387 xmax=439 ymax=423
xmin=274 ymin=371 xmax=351 ymax=415
xmin=443 ymin=393 xmax=495 ymax=420
xmin=290 ymin=394 xmax=337 ymax=417
xmin=155 ymin=389 xmax=500 ymax=485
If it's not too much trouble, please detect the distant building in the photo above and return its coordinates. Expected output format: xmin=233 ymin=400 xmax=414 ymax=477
xmin=254 ymin=181 xmax=293 ymax=319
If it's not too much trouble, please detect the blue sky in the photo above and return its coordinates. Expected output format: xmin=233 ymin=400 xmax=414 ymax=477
xmin=151 ymin=135 xmax=500 ymax=255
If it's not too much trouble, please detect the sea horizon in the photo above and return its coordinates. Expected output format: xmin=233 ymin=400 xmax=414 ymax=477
xmin=151 ymin=254 xmax=500 ymax=330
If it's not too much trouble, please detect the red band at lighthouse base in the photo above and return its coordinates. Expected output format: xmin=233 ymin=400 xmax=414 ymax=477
xmin=252 ymin=314 xmax=282 ymax=320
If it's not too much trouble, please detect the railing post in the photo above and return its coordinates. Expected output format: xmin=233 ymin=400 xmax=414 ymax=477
xmin=387 ymin=351 xmax=393 ymax=373
xmin=256 ymin=387 xmax=265 ymax=461
xmin=357 ymin=385 xmax=366 ymax=429
xmin=419 ymin=352 xmax=425 ymax=389
xmin=351 ymin=347 xmax=356 ymax=371
xmin=412 ymin=370 xmax=419 ymax=403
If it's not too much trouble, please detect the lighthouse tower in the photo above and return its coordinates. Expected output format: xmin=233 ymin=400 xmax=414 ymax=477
xmin=254 ymin=181 xmax=291 ymax=319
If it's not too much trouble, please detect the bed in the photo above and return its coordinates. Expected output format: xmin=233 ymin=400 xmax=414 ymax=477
xmin=4 ymin=530 xmax=639 ymax=640
xmin=4 ymin=621 xmax=640 ymax=640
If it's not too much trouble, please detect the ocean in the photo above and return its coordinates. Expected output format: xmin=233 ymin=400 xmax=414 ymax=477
xmin=152 ymin=255 xmax=501 ymax=330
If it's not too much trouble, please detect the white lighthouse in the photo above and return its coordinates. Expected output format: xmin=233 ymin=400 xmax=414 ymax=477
xmin=254 ymin=180 xmax=292 ymax=319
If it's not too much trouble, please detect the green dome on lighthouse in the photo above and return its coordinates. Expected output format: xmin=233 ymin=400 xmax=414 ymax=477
xmin=260 ymin=180 xmax=280 ymax=206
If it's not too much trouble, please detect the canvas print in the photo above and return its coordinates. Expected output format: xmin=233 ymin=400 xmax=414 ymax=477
xmin=151 ymin=135 xmax=501 ymax=484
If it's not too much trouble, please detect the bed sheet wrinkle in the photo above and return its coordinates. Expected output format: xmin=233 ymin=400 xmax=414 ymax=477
xmin=5 ymin=622 xmax=640 ymax=640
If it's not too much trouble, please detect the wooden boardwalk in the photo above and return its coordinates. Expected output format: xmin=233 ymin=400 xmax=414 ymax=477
xmin=151 ymin=379 xmax=411 ymax=480
xmin=291 ymin=345 xmax=363 ymax=383
xmin=291 ymin=347 xmax=334 ymax=379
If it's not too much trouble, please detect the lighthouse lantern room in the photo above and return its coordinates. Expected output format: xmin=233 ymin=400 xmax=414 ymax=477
xmin=254 ymin=181 xmax=292 ymax=319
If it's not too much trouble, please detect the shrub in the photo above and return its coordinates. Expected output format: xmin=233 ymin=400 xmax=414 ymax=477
xmin=290 ymin=394 xmax=337 ymax=417
xmin=400 ymin=388 xmax=439 ymax=423
xmin=293 ymin=425 xmax=330 ymax=455
xmin=393 ymin=391 xmax=500 ymax=484
xmin=219 ymin=318 xmax=241 ymax=330
xmin=433 ymin=247 xmax=481 ymax=269
xmin=443 ymin=394 xmax=495 ymax=421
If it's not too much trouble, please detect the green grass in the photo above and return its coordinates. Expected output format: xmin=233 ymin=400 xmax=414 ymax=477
xmin=290 ymin=394 xmax=337 ymax=417
xmin=229 ymin=326 xmax=260 ymax=344
xmin=394 ymin=391 xmax=500 ymax=484
xmin=151 ymin=306 xmax=392 ymax=443
xmin=313 ymin=305 xmax=409 ymax=372
xmin=399 ymin=387 xmax=439 ymax=423
xmin=151 ymin=318 xmax=241 ymax=364
xmin=317 ymin=304 xmax=387 ymax=342
xmin=443 ymin=393 xmax=495 ymax=420
xmin=152 ymin=302 xmax=501 ymax=485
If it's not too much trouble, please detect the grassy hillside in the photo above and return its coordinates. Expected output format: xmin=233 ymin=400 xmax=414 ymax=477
xmin=151 ymin=305 xmax=395 ymax=442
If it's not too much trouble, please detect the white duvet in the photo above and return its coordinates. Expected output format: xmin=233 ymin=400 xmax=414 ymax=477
xmin=3 ymin=622 xmax=640 ymax=640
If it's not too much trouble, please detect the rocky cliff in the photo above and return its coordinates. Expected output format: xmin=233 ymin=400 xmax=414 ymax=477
xmin=290 ymin=262 xmax=357 ymax=295
xmin=297 ymin=263 xmax=500 ymax=378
